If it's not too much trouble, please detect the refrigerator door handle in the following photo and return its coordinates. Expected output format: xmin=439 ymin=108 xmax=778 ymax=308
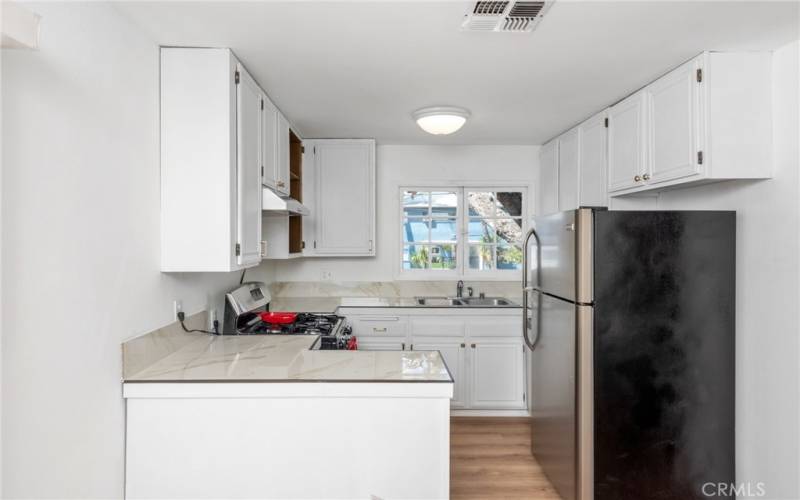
xmin=522 ymin=228 xmax=542 ymax=351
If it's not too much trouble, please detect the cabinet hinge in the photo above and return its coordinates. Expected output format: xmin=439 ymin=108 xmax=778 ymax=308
xmin=261 ymin=165 xmax=264 ymax=177
xmin=234 ymin=70 xmax=240 ymax=85
xmin=301 ymin=146 xmax=305 ymax=154
xmin=313 ymin=146 xmax=316 ymax=154
xmin=697 ymin=150 xmax=704 ymax=165
xmin=301 ymin=240 xmax=306 ymax=249
xmin=696 ymin=68 xmax=703 ymax=83
xmin=261 ymin=99 xmax=264 ymax=110
xmin=313 ymin=240 xmax=317 ymax=249
xmin=523 ymin=392 xmax=526 ymax=402
xmin=235 ymin=243 xmax=241 ymax=256
xmin=604 ymin=117 xmax=608 ymax=128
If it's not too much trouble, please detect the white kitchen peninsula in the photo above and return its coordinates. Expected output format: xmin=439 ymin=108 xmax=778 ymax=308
xmin=123 ymin=334 xmax=453 ymax=500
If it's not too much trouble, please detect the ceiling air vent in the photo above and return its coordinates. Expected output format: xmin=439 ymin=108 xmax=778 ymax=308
xmin=462 ymin=0 xmax=552 ymax=33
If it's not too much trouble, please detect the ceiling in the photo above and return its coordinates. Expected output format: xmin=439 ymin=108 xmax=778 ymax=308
xmin=116 ymin=1 xmax=799 ymax=145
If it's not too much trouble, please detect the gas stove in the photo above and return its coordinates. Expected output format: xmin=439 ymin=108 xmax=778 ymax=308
xmin=249 ymin=313 xmax=354 ymax=350
xmin=222 ymin=283 xmax=356 ymax=350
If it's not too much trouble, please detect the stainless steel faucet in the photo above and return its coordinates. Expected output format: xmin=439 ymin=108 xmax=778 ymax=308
xmin=456 ymin=280 xmax=464 ymax=298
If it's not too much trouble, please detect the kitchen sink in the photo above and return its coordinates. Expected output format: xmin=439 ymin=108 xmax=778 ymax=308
xmin=415 ymin=297 xmax=465 ymax=306
xmin=458 ymin=297 xmax=517 ymax=307
xmin=414 ymin=296 xmax=517 ymax=307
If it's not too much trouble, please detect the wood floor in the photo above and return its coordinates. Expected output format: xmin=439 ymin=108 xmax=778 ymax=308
xmin=450 ymin=417 xmax=561 ymax=500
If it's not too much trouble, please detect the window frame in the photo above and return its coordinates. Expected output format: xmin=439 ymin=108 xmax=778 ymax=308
xmin=397 ymin=185 xmax=529 ymax=280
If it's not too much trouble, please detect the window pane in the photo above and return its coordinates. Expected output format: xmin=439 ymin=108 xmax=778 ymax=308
xmin=403 ymin=245 xmax=430 ymax=269
xmin=430 ymin=218 xmax=458 ymax=242
xmin=468 ymin=245 xmax=495 ymax=270
xmin=431 ymin=244 xmax=457 ymax=270
xmin=431 ymin=191 xmax=457 ymax=218
xmin=497 ymin=244 xmax=523 ymax=270
xmin=467 ymin=192 xmax=495 ymax=218
xmin=402 ymin=218 xmax=429 ymax=243
xmin=403 ymin=191 xmax=429 ymax=218
xmin=468 ymin=219 xmax=496 ymax=243
xmin=497 ymin=192 xmax=522 ymax=217
xmin=495 ymin=218 xmax=523 ymax=245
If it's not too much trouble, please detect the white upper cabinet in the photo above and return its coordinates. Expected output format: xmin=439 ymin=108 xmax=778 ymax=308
xmin=538 ymin=139 xmax=559 ymax=215
xmin=577 ymin=110 xmax=608 ymax=207
xmin=261 ymin=96 xmax=279 ymax=190
xmin=305 ymin=139 xmax=376 ymax=256
xmin=235 ymin=65 xmax=264 ymax=267
xmin=540 ymin=109 xmax=608 ymax=215
xmin=274 ymin=113 xmax=291 ymax=196
xmin=608 ymin=91 xmax=648 ymax=192
xmin=607 ymin=51 xmax=772 ymax=195
xmin=647 ymin=57 xmax=700 ymax=184
xmin=557 ymin=127 xmax=579 ymax=212
xmin=160 ymin=47 xmax=264 ymax=272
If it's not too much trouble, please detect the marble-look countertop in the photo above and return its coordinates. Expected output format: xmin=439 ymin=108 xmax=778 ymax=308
xmin=125 ymin=334 xmax=453 ymax=383
xmin=268 ymin=296 xmax=521 ymax=312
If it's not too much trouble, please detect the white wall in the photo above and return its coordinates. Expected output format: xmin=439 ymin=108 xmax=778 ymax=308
xmin=0 ymin=4 xmax=267 ymax=498
xmin=272 ymin=145 xmax=539 ymax=282
xmin=612 ymin=40 xmax=800 ymax=499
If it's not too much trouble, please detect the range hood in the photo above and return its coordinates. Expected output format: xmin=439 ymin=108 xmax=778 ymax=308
xmin=262 ymin=187 xmax=310 ymax=216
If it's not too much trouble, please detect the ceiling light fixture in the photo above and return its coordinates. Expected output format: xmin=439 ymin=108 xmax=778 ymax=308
xmin=413 ymin=106 xmax=471 ymax=135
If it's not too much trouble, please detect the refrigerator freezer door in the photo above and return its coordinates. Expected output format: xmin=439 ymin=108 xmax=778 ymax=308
xmin=529 ymin=289 xmax=577 ymax=500
xmin=533 ymin=209 xmax=593 ymax=303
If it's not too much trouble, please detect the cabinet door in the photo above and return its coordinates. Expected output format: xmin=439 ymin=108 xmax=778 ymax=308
xmin=275 ymin=113 xmax=290 ymax=195
xmin=235 ymin=65 xmax=263 ymax=267
xmin=468 ymin=336 xmax=525 ymax=409
xmin=557 ymin=128 xmax=580 ymax=212
xmin=538 ymin=139 xmax=559 ymax=215
xmin=608 ymin=91 xmax=648 ymax=192
xmin=313 ymin=140 xmax=375 ymax=255
xmin=412 ymin=337 xmax=467 ymax=409
xmin=578 ymin=110 xmax=608 ymax=207
xmin=647 ymin=58 xmax=701 ymax=184
xmin=261 ymin=96 xmax=278 ymax=189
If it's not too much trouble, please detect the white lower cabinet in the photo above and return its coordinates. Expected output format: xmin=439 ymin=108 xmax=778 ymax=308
xmin=343 ymin=309 xmax=526 ymax=411
xmin=411 ymin=337 xmax=467 ymax=408
xmin=468 ymin=337 xmax=525 ymax=409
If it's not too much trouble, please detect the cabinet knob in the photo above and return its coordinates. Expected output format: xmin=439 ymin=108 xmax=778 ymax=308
xmin=634 ymin=175 xmax=642 ymax=182
xmin=642 ymin=173 xmax=651 ymax=181
xmin=460 ymin=343 xmax=466 ymax=348
xmin=470 ymin=343 xmax=476 ymax=348
xmin=401 ymin=343 xmax=406 ymax=350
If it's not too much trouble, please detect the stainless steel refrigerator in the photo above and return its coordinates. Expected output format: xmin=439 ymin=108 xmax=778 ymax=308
xmin=523 ymin=208 xmax=735 ymax=500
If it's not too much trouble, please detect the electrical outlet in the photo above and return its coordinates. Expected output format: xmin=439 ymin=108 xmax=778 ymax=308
xmin=321 ymin=270 xmax=333 ymax=281
xmin=173 ymin=300 xmax=183 ymax=320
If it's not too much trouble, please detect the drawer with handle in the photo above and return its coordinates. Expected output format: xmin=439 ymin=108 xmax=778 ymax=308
xmin=348 ymin=315 xmax=407 ymax=338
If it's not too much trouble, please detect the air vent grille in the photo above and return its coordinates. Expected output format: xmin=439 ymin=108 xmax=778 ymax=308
xmin=473 ymin=1 xmax=510 ymax=15
xmin=507 ymin=1 xmax=544 ymax=18
xmin=462 ymin=0 xmax=552 ymax=33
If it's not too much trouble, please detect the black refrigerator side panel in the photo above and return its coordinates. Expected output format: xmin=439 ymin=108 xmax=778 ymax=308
xmin=592 ymin=211 xmax=735 ymax=500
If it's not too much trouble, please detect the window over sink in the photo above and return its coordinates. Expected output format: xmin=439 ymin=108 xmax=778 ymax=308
xmin=399 ymin=187 xmax=527 ymax=279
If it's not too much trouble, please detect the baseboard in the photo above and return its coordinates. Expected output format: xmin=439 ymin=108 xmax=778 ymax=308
xmin=450 ymin=409 xmax=530 ymax=417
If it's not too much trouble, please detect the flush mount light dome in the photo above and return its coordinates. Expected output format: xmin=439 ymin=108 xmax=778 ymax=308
xmin=413 ymin=106 xmax=471 ymax=135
